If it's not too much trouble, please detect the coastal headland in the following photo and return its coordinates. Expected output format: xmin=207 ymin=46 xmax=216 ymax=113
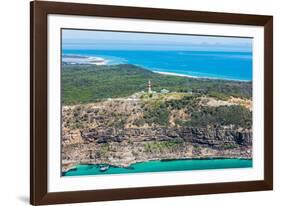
xmin=62 ymin=63 xmax=252 ymax=173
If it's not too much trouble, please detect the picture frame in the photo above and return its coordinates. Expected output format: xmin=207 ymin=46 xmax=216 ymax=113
xmin=30 ymin=1 xmax=273 ymax=205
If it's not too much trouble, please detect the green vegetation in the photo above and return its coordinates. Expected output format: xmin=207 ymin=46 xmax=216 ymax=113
xmin=221 ymin=143 xmax=238 ymax=150
xmin=108 ymin=117 xmax=126 ymax=128
xmin=165 ymin=95 xmax=200 ymax=112
xmin=99 ymin=143 xmax=110 ymax=158
xmin=182 ymin=105 xmax=252 ymax=128
xmin=144 ymin=139 xmax=184 ymax=153
xmin=139 ymin=95 xmax=252 ymax=128
xmin=64 ymin=105 xmax=90 ymax=129
xmin=62 ymin=64 xmax=252 ymax=105
xmin=208 ymin=91 xmax=229 ymax=101
xmin=62 ymin=64 xmax=252 ymax=129
xmin=143 ymin=102 xmax=169 ymax=126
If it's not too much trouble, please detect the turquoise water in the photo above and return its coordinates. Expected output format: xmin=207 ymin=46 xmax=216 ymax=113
xmin=62 ymin=50 xmax=252 ymax=81
xmin=63 ymin=159 xmax=252 ymax=176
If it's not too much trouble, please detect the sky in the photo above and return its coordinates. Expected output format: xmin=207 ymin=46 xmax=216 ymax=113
xmin=62 ymin=29 xmax=252 ymax=52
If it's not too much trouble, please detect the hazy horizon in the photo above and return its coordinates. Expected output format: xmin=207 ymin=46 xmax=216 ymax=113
xmin=62 ymin=29 xmax=252 ymax=52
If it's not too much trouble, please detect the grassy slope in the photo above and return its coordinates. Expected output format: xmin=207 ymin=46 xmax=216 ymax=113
xmin=62 ymin=64 xmax=252 ymax=105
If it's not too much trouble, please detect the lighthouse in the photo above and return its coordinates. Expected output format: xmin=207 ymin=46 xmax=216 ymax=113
xmin=147 ymin=80 xmax=152 ymax=93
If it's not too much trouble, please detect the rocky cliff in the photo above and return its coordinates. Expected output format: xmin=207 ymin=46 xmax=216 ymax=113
xmin=62 ymin=126 xmax=252 ymax=172
xmin=62 ymin=93 xmax=252 ymax=172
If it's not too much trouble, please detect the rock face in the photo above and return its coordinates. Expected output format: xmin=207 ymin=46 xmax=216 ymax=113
xmin=62 ymin=126 xmax=252 ymax=172
xmin=61 ymin=95 xmax=253 ymax=172
xmin=79 ymin=127 xmax=252 ymax=147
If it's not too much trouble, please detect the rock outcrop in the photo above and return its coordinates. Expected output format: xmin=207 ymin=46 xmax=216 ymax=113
xmin=62 ymin=126 xmax=252 ymax=172
xmin=79 ymin=127 xmax=252 ymax=147
xmin=62 ymin=94 xmax=253 ymax=172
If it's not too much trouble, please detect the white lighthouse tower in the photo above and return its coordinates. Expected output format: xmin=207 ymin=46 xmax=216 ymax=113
xmin=147 ymin=80 xmax=152 ymax=93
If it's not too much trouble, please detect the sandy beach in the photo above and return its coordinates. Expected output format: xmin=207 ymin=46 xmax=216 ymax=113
xmin=153 ymin=71 xmax=251 ymax=82
xmin=62 ymin=55 xmax=107 ymax=65
xmin=153 ymin=71 xmax=199 ymax=78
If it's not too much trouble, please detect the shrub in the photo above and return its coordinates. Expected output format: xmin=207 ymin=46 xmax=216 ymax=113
xmin=185 ymin=105 xmax=252 ymax=128
xmin=143 ymin=103 xmax=169 ymax=126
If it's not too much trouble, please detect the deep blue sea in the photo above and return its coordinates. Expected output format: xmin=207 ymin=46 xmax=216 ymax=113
xmin=62 ymin=50 xmax=253 ymax=81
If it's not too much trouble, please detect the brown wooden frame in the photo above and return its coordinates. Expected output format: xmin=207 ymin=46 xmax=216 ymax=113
xmin=30 ymin=1 xmax=273 ymax=205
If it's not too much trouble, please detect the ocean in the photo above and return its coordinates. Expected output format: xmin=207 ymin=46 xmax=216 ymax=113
xmin=63 ymin=159 xmax=252 ymax=176
xmin=62 ymin=50 xmax=252 ymax=81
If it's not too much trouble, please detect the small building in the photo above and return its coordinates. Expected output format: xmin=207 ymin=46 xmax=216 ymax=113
xmin=160 ymin=89 xmax=169 ymax=94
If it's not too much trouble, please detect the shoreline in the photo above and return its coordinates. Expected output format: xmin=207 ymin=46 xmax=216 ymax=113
xmin=153 ymin=71 xmax=251 ymax=82
xmin=62 ymin=54 xmax=251 ymax=82
xmin=62 ymin=157 xmax=253 ymax=173
xmin=62 ymin=55 xmax=107 ymax=65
